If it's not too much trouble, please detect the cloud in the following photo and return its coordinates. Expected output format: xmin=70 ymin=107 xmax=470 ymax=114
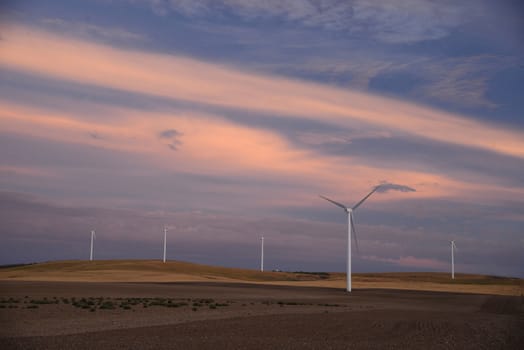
xmin=362 ymin=254 xmax=448 ymax=270
xmin=158 ymin=128 xmax=183 ymax=150
xmin=159 ymin=129 xmax=182 ymax=139
xmin=167 ymin=142 xmax=180 ymax=151
xmin=296 ymin=129 xmax=391 ymax=146
xmin=0 ymin=165 xmax=56 ymax=179
xmin=250 ymin=53 xmax=509 ymax=110
xmin=3 ymin=25 xmax=524 ymax=214
xmin=2 ymin=25 xmax=524 ymax=162
xmin=150 ymin=0 xmax=474 ymax=44
xmin=89 ymin=131 xmax=103 ymax=140
xmin=413 ymin=55 xmax=515 ymax=109
xmin=378 ymin=182 xmax=416 ymax=193
xmin=350 ymin=0 xmax=470 ymax=44
xmin=40 ymin=18 xmax=147 ymax=43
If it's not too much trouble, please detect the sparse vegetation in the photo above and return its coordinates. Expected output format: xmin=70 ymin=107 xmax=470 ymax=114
xmin=292 ymin=271 xmax=331 ymax=279
xmin=0 ymin=295 xmax=218 ymax=312
xmin=276 ymin=301 xmax=310 ymax=306
xmin=0 ymin=297 xmax=20 ymax=304
xmin=99 ymin=301 xmax=115 ymax=310
xmin=30 ymin=299 xmax=56 ymax=305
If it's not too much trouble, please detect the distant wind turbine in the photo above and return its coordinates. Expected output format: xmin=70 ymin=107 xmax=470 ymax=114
xmin=163 ymin=226 xmax=168 ymax=263
xmin=260 ymin=236 xmax=264 ymax=272
xmin=319 ymin=185 xmax=381 ymax=292
xmin=89 ymin=230 xmax=96 ymax=261
xmin=450 ymin=240 xmax=457 ymax=279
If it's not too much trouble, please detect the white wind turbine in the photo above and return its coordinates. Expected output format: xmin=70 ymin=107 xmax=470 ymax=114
xmin=89 ymin=230 xmax=96 ymax=261
xmin=450 ymin=240 xmax=457 ymax=279
xmin=320 ymin=185 xmax=381 ymax=292
xmin=260 ymin=236 xmax=264 ymax=272
xmin=163 ymin=226 xmax=168 ymax=263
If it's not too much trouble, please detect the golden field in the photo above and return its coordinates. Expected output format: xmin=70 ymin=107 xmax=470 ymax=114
xmin=1 ymin=260 xmax=522 ymax=296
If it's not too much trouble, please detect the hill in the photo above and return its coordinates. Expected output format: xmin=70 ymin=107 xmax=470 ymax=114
xmin=0 ymin=260 xmax=342 ymax=283
xmin=0 ymin=260 xmax=522 ymax=296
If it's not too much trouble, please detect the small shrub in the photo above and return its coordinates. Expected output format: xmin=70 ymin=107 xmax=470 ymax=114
xmin=198 ymin=298 xmax=214 ymax=304
xmin=30 ymin=299 xmax=55 ymax=305
xmin=99 ymin=301 xmax=115 ymax=310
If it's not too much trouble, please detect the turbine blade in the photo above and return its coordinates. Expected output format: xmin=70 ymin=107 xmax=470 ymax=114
xmin=352 ymin=185 xmax=381 ymax=210
xmin=319 ymin=195 xmax=348 ymax=211
xmin=350 ymin=212 xmax=360 ymax=254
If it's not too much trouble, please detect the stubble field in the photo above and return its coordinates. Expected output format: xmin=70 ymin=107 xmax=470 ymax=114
xmin=1 ymin=261 xmax=522 ymax=349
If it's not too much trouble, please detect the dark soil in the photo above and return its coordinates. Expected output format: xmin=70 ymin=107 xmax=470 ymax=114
xmin=1 ymin=281 xmax=522 ymax=349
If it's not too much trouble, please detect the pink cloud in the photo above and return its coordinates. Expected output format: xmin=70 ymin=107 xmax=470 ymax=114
xmin=1 ymin=25 xmax=524 ymax=161
xmin=363 ymin=255 xmax=448 ymax=270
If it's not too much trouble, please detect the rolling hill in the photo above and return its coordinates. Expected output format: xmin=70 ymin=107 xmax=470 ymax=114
xmin=0 ymin=260 xmax=522 ymax=296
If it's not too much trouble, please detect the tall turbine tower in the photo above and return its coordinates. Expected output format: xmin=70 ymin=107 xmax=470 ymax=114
xmin=260 ymin=236 xmax=264 ymax=272
xmin=320 ymin=185 xmax=381 ymax=292
xmin=451 ymin=240 xmax=457 ymax=279
xmin=163 ymin=226 xmax=168 ymax=263
xmin=89 ymin=230 xmax=96 ymax=261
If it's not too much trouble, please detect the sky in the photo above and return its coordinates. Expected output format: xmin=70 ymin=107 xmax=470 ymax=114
xmin=1 ymin=0 xmax=523 ymax=277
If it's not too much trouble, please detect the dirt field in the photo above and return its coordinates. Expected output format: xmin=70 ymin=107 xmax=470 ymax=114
xmin=1 ymin=281 xmax=523 ymax=349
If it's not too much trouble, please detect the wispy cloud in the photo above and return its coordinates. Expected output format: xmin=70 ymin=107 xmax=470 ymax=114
xmin=158 ymin=128 xmax=183 ymax=150
xmin=414 ymin=55 xmax=516 ymax=109
xmin=159 ymin=129 xmax=182 ymax=139
xmin=88 ymin=131 xmax=103 ymax=140
xmin=378 ymin=182 xmax=416 ymax=193
xmin=363 ymin=255 xmax=448 ymax=270
xmin=40 ymin=18 xmax=147 ymax=42
xmin=147 ymin=0 xmax=475 ymax=44
xmin=2 ymin=25 xmax=523 ymax=161
xmin=286 ymin=54 xmax=509 ymax=109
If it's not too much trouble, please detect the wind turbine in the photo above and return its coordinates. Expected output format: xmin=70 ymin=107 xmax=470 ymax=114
xmin=320 ymin=185 xmax=381 ymax=292
xmin=260 ymin=236 xmax=264 ymax=272
xmin=163 ymin=226 xmax=168 ymax=263
xmin=89 ymin=230 xmax=96 ymax=261
xmin=450 ymin=240 xmax=457 ymax=279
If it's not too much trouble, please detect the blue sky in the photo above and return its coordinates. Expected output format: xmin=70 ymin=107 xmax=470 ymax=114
xmin=1 ymin=0 xmax=523 ymax=277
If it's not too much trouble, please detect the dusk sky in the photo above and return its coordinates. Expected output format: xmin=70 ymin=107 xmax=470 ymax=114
xmin=1 ymin=0 xmax=523 ymax=277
